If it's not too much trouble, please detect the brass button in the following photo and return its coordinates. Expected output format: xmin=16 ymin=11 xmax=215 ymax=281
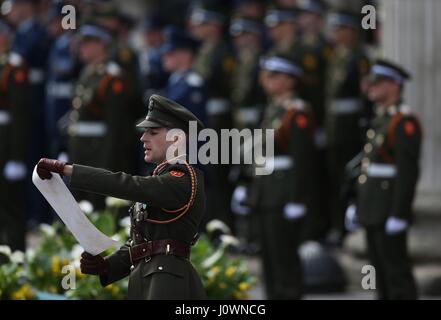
xmin=381 ymin=181 xmax=389 ymax=189
xmin=358 ymin=174 xmax=367 ymax=184
xmin=361 ymin=158 xmax=370 ymax=169
xmin=364 ymin=143 xmax=373 ymax=153
xmin=72 ymin=97 xmax=82 ymax=109
xmin=376 ymin=135 xmax=384 ymax=145
xmin=366 ymin=129 xmax=375 ymax=139
xmin=158 ymin=266 xmax=163 ymax=271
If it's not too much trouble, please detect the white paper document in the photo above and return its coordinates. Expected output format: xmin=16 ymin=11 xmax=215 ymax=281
xmin=32 ymin=166 xmax=118 ymax=255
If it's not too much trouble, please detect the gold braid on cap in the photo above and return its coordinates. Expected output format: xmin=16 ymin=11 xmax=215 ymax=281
xmin=145 ymin=156 xmax=197 ymax=224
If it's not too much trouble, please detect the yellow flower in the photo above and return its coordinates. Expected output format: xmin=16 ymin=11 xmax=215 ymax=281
xmin=105 ymin=284 xmax=114 ymax=291
xmin=11 ymin=284 xmax=35 ymax=300
xmin=49 ymin=286 xmax=58 ymax=294
xmin=75 ymin=268 xmax=86 ymax=279
xmin=210 ymin=266 xmax=220 ymax=274
xmin=218 ymin=282 xmax=227 ymax=289
xmin=111 ymin=286 xmax=120 ymax=296
xmin=51 ymin=256 xmax=61 ymax=274
xmin=225 ymin=266 xmax=237 ymax=278
xmin=238 ymin=282 xmax=250 ymax=291
xmin=233 ymin=291 xmax=245 ymax=300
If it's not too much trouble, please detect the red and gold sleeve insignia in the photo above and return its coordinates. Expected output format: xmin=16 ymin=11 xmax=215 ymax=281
xmin=404 ymin=120 xmax=416 ymax=136
xmin=295 ymin=114 xmax=308 ymax=129
xmin=170 ymin=170 xmax=185 ymax=177
xmin=14 ymin=69 xmax=26 ymax=83
xmin=112 ymin=80 xmax=124 ymax=94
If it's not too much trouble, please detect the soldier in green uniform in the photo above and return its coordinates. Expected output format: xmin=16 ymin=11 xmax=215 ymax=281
xmin=67 ymin=22 xmax=131 ymax=210
xmin=229 ymin=16 xmax=266 ymax=130
xmin=247 ymin=54 xmax=318 ymax=299
xmin=324 ymin=11 xmax=370 ymax=244
xmin=264 ymin=6 xmax=299 ymax=57
xmin=0 ymin=19 xmax=30 ymax=251
xmin=36 ymin=94 xmax=207 ymax=300
xmin=188 ymin=3 xmax=236 ymax=228
xmin=346 ymin=60 xmax=420 ymax=299
xmin=296 ymin=0 xmax=333 ymax=239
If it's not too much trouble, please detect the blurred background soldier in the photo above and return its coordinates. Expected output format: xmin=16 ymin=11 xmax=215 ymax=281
xmin=6 ymin=0 xmax=52 ymax=226
xmin=67 ymin=21 xmax=130 ymax=210
xmin=347 ymin=60 xmax=420 ymax=299
xmin=0 ymin=18 xmax=30 ymax=250
xmin=295 ymin=0 xmax=332 ymax=239
xmin=229 ymin=16 xmax=265 ymax=130
xmin=324 ymin=10 xmax=370 ymax=245
xmin=139 ymin=10 xmax=168 ymax=99
xmin=161 ymin=26 xmax=207 ymax=126
xmin=264 ymin=5 xmax=298 ymax=56
xmin=228 ymin=16 xmax=266 ymax=254
xmin=188 ymin=1 xmax=236 ymax=229
xmin=93 ymin=4 xmax=142 ymax=175
xmin=45 ymin=0 xmax=81 ymax=160
xmin=247 ymin=54 xmax=317 ymax=299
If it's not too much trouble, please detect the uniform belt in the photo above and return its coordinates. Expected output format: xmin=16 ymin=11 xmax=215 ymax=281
xmin=330 ymin=98 xmax=362 ymax=114
xmin=47 ymin=82 xmax=73 ymax=99
xmin=0 ymin=110 xmax=11 ymax=125
xmin=237 ymin=107 xmax=260 ymax=124
xmin=366 ymin=163 xmax=397 ymax=178
xmin=69 ymin=121 xmax=107 ymax=137
xmin=29 ymin=68 xmax=45 ymax=84
xmin=206 ymin=98 xmax=230 ymax=115
xmin=263 ymin=155 xmax=294 ymax=171
xmin=129 ymin=239 xmax=190 ymax=263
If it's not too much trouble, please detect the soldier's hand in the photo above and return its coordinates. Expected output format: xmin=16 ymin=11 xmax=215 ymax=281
xmin=36 ymin=158 xmax=66 ymax=180
xmin=80 ymin=252 xmax=109 ymax=276
xmin=345 ymin=204 xmax=360 ymax=232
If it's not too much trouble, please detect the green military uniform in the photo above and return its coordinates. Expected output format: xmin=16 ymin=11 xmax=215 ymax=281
xmin=0 ymin=49 xmax=30 ymax=251
xmin=325 ymin=43 xmax=370 ymax=237
xmin=357 ymin=103 xmax=420 ymax=299
xmin=248 ymin=56 xmax=318 ymax=299
xmin=68 ymin=59 xmax=130 ymax=209
xmin=74 ymin=95 xmax=207 ymax=299
xmin=192 ymin=38 xmax=236 ymax=227
xmin=250 ymin=95 xmax=318 ymax=299
xmin=231 ymin=50 xmax=265 ymax=129
xmin=353 ymin=60 xmax=419 ymax=299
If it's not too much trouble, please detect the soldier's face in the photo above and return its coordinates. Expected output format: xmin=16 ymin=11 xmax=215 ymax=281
xmin=79 ymin=39 xmax=107 ymax=63
xmin=368 ymin=79 xmax=399 ymax=103
xmin=268 ymin=22 xmax=296 ymax=43
xmin=140 ymin=128 xmax=174 ymax=164
xmin=260 ymin=71 xmax=296 ymax=96
xmin=163 ymin=49 xmax=192 ymax=72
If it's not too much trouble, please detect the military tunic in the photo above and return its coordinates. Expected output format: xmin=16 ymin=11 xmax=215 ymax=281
xmin=69 ymin=162 xmax=206 ymax=299
xmin=356 ymin=103 xmax=420 ymax=299
xmin=0 ymin=53 xmax=30 ymax=250
xmin=68 ymin=61 xmax=131 ymax=209
xmin=324 ymin=44 xmax=370 ymax=235
xmin=249 ymin=96 xmax=318 ymax=299
xmin=193 ymin=40 xmax=235 ymax=228
xmin=230 ymin=50 xmax=265 ymax=129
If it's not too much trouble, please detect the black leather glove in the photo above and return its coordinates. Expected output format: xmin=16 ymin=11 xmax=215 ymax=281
xmin=36 ymin=158 xmax=66 ymax=180
xmin=80 ymin=252 xmax=109 ymax=276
